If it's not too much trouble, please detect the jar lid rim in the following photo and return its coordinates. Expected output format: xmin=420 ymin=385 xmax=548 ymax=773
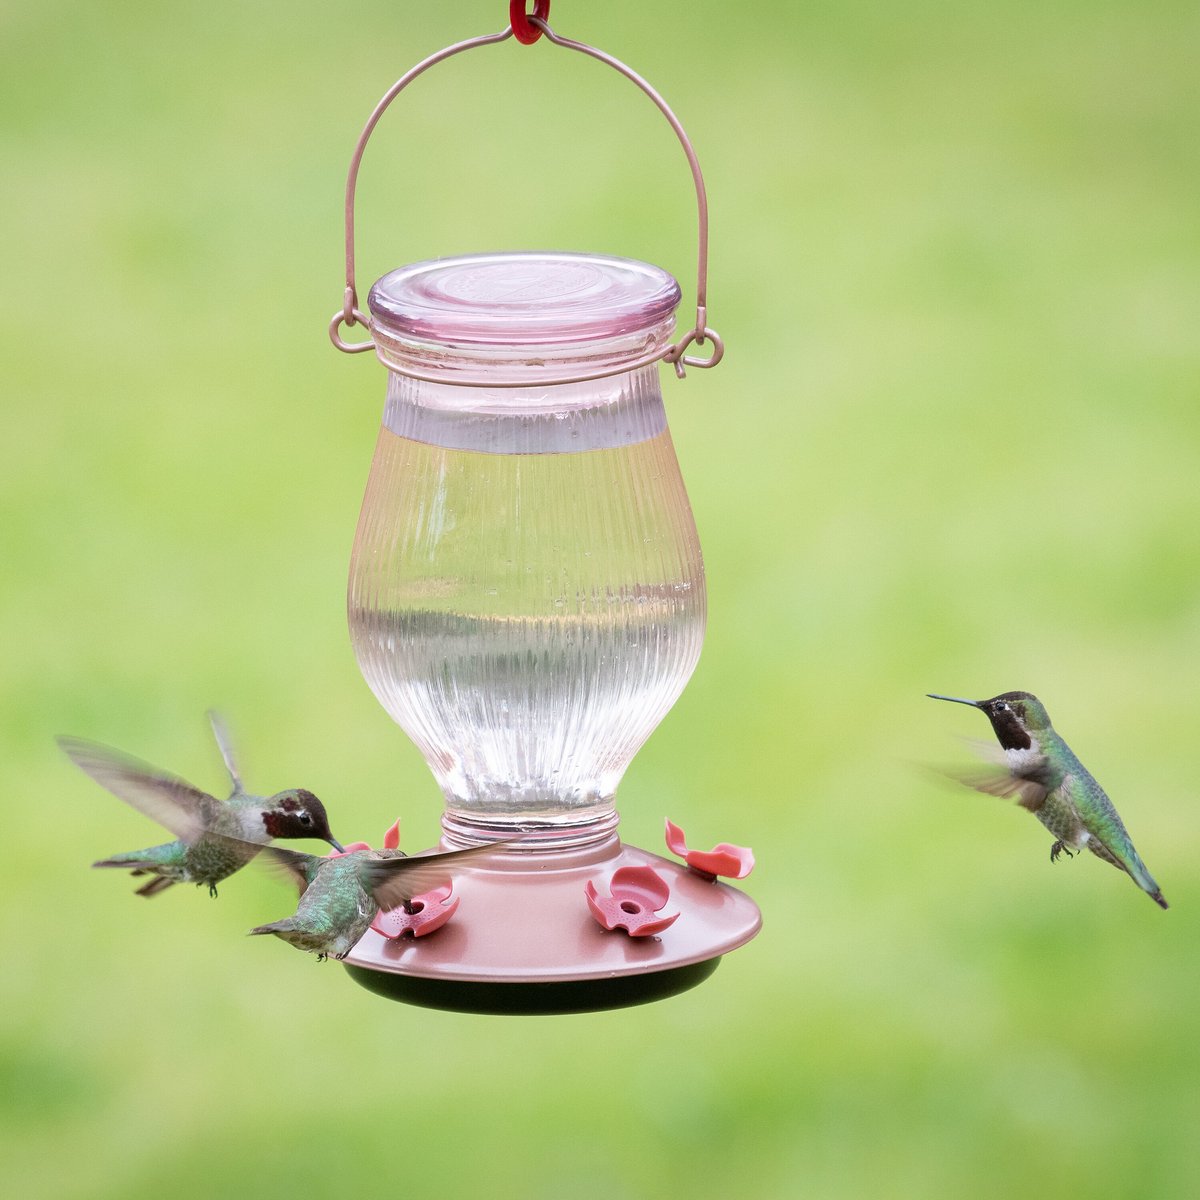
xmin=367 ymin=251 xmax=681 ymax=347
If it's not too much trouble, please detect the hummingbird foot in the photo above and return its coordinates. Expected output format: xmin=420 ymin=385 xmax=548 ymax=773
xmin=316 ymin=953 xmax=328 ymax=962
xmin=208 ymin=883 xmax=219 ymax=898
xmin=1049 ymin=840 xmax=1075 ymax=863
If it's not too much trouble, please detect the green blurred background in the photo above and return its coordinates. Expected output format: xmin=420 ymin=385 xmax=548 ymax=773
xmin=3 ymin=1 xmax=1198 ymax=1196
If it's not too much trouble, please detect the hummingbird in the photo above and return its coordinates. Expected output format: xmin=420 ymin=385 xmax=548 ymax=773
xmin=928 ymin=691 xmax=1168 ymax=909
xmin=248 ymin=841 xmax=506 ymax=960
xmin=59 ymin=712 xmax=343 ymax=897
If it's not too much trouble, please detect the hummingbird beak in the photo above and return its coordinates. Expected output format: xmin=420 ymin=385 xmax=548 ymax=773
xmin=327 ymin=836 xmax=345 ymax=853
xmin=926 ymin=693 xmax=982 ymax=708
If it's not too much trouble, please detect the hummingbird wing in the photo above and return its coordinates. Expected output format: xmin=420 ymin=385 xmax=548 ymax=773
xmin=254 ymin=844 xmax=325 ymax=893
xmin=58 ymin=736 xmax=218 ymax=843
xmin=937 ymin=763 xmax=1049 ymax=813
xmin=206 ymin=710 xmax=243 ymax=793
xmin=938 ymin=737 xmax=1049 ymax=811
xmin=360 ymin=844 xmax=506 ymax=911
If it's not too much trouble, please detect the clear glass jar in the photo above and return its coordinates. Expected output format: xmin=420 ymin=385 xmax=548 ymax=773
xmin=348 ymin=252 xmax=705 ymax=850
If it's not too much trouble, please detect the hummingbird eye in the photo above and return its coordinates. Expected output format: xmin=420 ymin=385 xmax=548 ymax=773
xmin=299 ymin=812 xmax=313 ymax=826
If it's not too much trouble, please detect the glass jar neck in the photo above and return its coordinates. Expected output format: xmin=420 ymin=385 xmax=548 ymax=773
xmin=381 ymin=365 xmax=668 ymax=455
xmin=370 ymin=316 xmax=678 ymax=386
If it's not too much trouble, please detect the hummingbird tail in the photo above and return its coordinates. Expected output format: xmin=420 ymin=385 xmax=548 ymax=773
xmin=133 ymin=875 xmax=176 ymax=898
xmin=93 ymin=853 xmax=156 ymax=869
xmin=1126 ymin=858 xmax=1169 ymax=910
xmin=1125 ymin=861 xmax=1168 ymax=910
xmin=1087 ymin=838 xmax=1168 ymax=911
xmin=248 ymin=919 xmax=298 ymax=938
xmin=93 ymin=854 xmax=180 ymax=897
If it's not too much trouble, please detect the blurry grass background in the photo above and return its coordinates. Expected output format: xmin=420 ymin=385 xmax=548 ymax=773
xmin=3 ymin=1 xmax=1198 ymax=1196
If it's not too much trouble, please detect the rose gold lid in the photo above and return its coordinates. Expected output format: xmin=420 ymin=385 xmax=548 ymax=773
xmin=367 ymin=251 xmax=681 ymax=384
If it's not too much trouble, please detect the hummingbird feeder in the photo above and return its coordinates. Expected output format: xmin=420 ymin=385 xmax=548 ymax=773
xmin=329 ymin=4 xmax=760 ymax=1013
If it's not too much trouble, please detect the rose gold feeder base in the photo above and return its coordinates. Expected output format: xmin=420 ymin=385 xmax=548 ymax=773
xmin=342 ymin=836 xmax=761 ymax=1014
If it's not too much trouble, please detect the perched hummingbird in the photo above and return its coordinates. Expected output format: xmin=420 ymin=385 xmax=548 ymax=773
xmin=928 ymin=691 xmax=1168 ymax=909
xmin=59 ymin=712 xmax=343 ymax=897
xmin=248 ymin=841 xmax=505 ymax=960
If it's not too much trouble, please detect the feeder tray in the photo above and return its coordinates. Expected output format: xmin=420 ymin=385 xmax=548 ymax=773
xmin=344 ymin=836 xmax=760 ymax=1014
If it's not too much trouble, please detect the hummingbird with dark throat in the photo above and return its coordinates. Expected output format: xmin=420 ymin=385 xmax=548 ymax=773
xmin=248 ymin=840 xmax=508 ymax=960
xmin=60 ymin=712 xmax=343 ymax=897
xmin=928 ymin=691 xmax=1167 ymax=909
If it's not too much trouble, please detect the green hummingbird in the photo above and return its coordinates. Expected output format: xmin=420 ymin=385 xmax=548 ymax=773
xmin=928 ymin=691 xmax=1168 ymax=909
xmin=59 ymin=712 xmax=343 ymax=897
xmin=248 ymin=841 xmax=505 ymax=960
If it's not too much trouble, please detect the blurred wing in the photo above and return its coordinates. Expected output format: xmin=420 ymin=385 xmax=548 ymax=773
xmin=255 ymin=845 xmax=323 ymax=894
xmin=959 ymin=737 xmax=1009 ymax=766
xmin=58 ymin=736 xmax=218 ymax=843
xmin=207 ymin=710 xmax=243 ymax=792
xmin=362 ymin=844 xmax=507 ymax=912
xmin=941 ymin=764 xmax=1048 ymax=813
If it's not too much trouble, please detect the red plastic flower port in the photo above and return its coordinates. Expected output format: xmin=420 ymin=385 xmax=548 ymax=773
xmin=373 ymin=882 xmax=459 ymax=939
xmin=665 ymin=818 xmax=755 ymax=881
xmin=585 ymin=865 xmax=679 ymax=937
xmin=327 ymin=819 xmax=459 ymax=938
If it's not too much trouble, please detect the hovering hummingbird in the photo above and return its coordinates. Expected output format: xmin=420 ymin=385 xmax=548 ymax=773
xmin=248 ymin=841 xmax=506 ymax=960
xmin=59 ymin=712 xmax=343 ymax=897
xmin=928 ymin=690 xmax=1168 ymax=909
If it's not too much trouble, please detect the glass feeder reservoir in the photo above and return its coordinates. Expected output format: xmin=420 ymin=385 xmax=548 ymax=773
xmin=331 ymin=14 xmax=759 ymax=1013
xmin=350 ymin=252 xmax=703 ymax=852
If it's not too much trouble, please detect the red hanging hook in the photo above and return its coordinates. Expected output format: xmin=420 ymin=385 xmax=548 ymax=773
xmin=510 ymin=0 xmax=551 ymax=44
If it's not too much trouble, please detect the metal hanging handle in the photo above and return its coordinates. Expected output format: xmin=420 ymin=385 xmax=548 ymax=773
xmin=329 ymin=11 xmax=723 ymax=381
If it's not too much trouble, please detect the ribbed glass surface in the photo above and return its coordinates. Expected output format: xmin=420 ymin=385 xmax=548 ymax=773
xmin=348 ymin=367 xmax=705 ymax=848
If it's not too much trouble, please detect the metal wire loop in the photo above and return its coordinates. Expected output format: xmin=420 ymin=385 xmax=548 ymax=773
xmin=665 ymin=326 xmax=725 ymax=379
xmin=331 ymin=16 xmax=723 ymax=381
xmin=328 ymin=307 xmax=375 ymax=354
